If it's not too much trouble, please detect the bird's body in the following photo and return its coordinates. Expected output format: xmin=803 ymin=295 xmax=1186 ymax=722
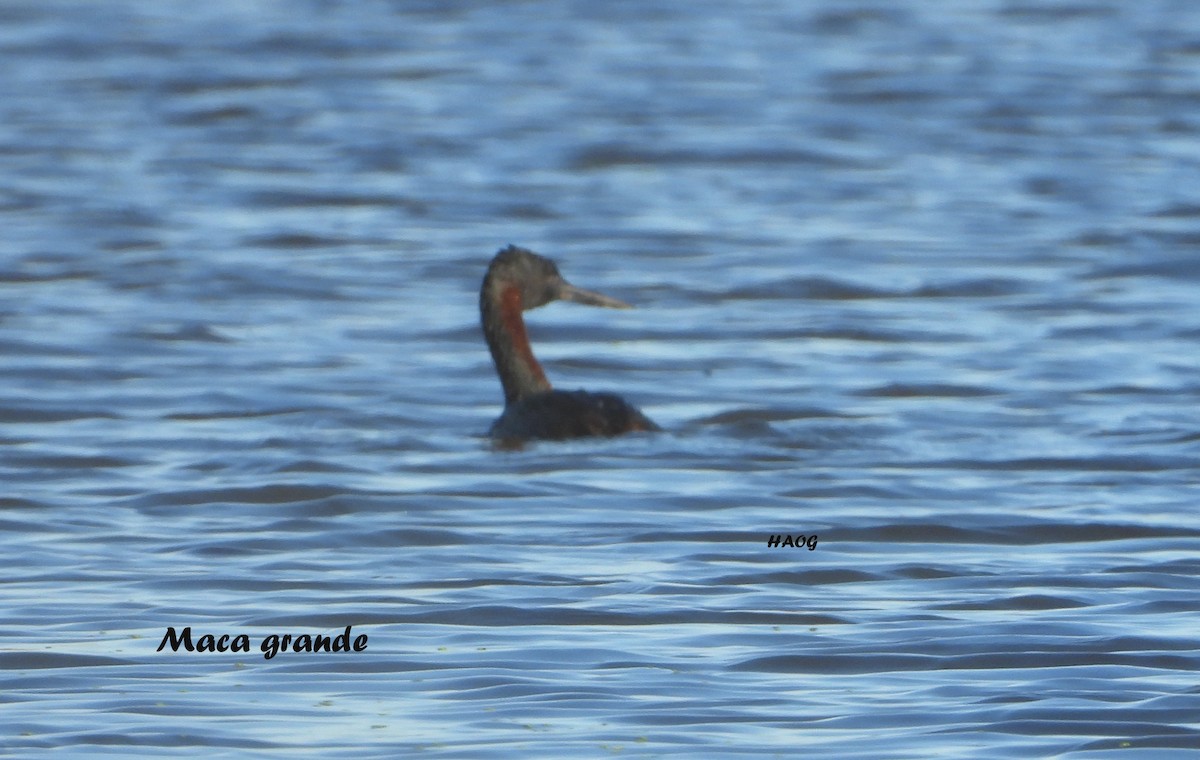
xmin=490 ymin=389 xmax=658 ymax=441
xmin=480 ymin=245 xmax=658 ymax=443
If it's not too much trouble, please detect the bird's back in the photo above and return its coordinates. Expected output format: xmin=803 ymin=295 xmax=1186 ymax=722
xmin=490 ymin=389 xmax=659 ymax=442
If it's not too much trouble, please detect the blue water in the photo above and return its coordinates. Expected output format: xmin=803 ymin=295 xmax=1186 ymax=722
xmin=3 ymin=1 xmax=1200 ymax=757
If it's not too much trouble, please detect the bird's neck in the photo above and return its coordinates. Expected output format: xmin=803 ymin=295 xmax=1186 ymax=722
xmin=481 ymin=281 xmax=552 ymax=404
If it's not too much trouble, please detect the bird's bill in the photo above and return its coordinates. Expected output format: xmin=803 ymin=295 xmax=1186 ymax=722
xmin=557 ymin=281 xmax=633 ymax=309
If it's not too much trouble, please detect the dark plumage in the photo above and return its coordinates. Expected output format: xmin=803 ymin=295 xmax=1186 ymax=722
xmin=491 ymin=389 xmax=659 ymax=441
xmin=480 ymin=245 xmax=658 ymax=443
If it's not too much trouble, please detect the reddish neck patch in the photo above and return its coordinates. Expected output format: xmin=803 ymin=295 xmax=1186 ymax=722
xmin=499 ymin=285 xmax=550 ymax=395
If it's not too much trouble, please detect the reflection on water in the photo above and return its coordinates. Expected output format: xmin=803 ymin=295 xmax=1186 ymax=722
xmin=3 ymin=0 xmax=1200 ymax=756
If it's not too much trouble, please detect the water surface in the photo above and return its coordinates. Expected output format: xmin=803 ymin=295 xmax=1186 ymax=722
xmin=3 ymin=1 xmax=1200 ymax=757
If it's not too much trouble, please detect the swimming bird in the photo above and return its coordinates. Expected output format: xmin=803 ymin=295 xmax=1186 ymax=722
xmin=480 ymin=245 xmax=658 ymax=442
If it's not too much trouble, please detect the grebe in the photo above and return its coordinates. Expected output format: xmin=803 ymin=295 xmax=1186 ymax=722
xmin=480 ymin=245 xmax=658 ymax=442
